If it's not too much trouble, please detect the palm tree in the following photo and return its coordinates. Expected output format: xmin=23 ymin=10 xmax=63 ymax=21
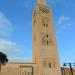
xmin=0 ymin=52 xmax=8 ymax=72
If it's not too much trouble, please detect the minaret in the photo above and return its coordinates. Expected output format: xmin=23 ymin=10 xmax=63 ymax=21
xmin=32 ymin=0 xmax=61 ymax=75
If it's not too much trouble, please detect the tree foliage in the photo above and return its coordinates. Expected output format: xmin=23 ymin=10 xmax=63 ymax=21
xmin=0 ymin=52 xmax=8 ymax=64
xmin=0 ymin=52 xmax=8 ymax=71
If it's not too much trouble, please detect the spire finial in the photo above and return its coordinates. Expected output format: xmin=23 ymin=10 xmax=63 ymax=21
xmin=37 ymin=0 xmax=46 ymax=5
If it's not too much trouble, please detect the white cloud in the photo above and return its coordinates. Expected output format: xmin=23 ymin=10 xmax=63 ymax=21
xmin=56 ymin=14 xmax=74 ymax=33
xmin=0 ymin=12 xmax=13 ymax=37
xmin=58 ymin=15 xmax=70 ymax=25
xmin=9 ymin=57 xmax=32 ymax=62
xmin=0 ymin=39 xmax=21 ymax=56
xmin=0 ymin=39 xmax=32 ymax=62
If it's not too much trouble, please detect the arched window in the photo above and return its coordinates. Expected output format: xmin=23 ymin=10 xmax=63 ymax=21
xmin=46 ymin=35 xmax=48 ymax=38
xmin=47 ymin=40 xmax=48 ymax=45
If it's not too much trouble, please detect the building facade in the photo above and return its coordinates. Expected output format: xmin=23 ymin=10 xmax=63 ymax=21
xmin=1 ymin=0 xmax=62 ymax=75
xmin=1 ymin=63 xmax=38 ymax=75
xmin=61 ymin=67 xmax=75 ymax=75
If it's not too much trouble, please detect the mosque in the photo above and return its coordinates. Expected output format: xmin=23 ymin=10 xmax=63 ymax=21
xmin=1 ymin=0 xmax=62 ymax=75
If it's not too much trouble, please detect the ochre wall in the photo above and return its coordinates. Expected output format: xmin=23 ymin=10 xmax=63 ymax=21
xmin=1 ymin=63 xmax=38 ymax=75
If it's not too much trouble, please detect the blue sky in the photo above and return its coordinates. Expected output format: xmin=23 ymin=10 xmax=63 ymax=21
xmin=0 ymin=0 xmax=75 ymax=66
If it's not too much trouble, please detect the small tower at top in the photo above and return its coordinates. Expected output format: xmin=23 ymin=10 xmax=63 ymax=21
xmin=37 ymin=0 xmax=46 ymax=5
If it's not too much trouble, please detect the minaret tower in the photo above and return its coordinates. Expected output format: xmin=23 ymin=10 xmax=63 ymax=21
xmin=32 ymin=0 xmax=61 ymax=75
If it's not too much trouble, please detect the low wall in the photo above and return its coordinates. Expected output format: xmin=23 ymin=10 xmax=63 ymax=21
xmin=1 ymin=63 xmax=38 ymax=75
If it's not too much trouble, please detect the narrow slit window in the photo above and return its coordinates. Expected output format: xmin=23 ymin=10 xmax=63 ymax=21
xmin=46 ymin=24 xmax=48 ymax=27
xmin=47 ymin=35 xmax=48 ymax=38
xmin=43 ymin=10 xmax=44 ymax=13
xmin=49 ymin=63 xmax=51 ymax=68
xmin=47 ymin=40 xmax=48 ymax=45
xmin=44 ymin=24 xmax=45 ymax=27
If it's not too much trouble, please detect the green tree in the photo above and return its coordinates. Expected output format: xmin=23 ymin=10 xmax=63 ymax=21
xmin=0 ymin=52 xmax=8 ymax=72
